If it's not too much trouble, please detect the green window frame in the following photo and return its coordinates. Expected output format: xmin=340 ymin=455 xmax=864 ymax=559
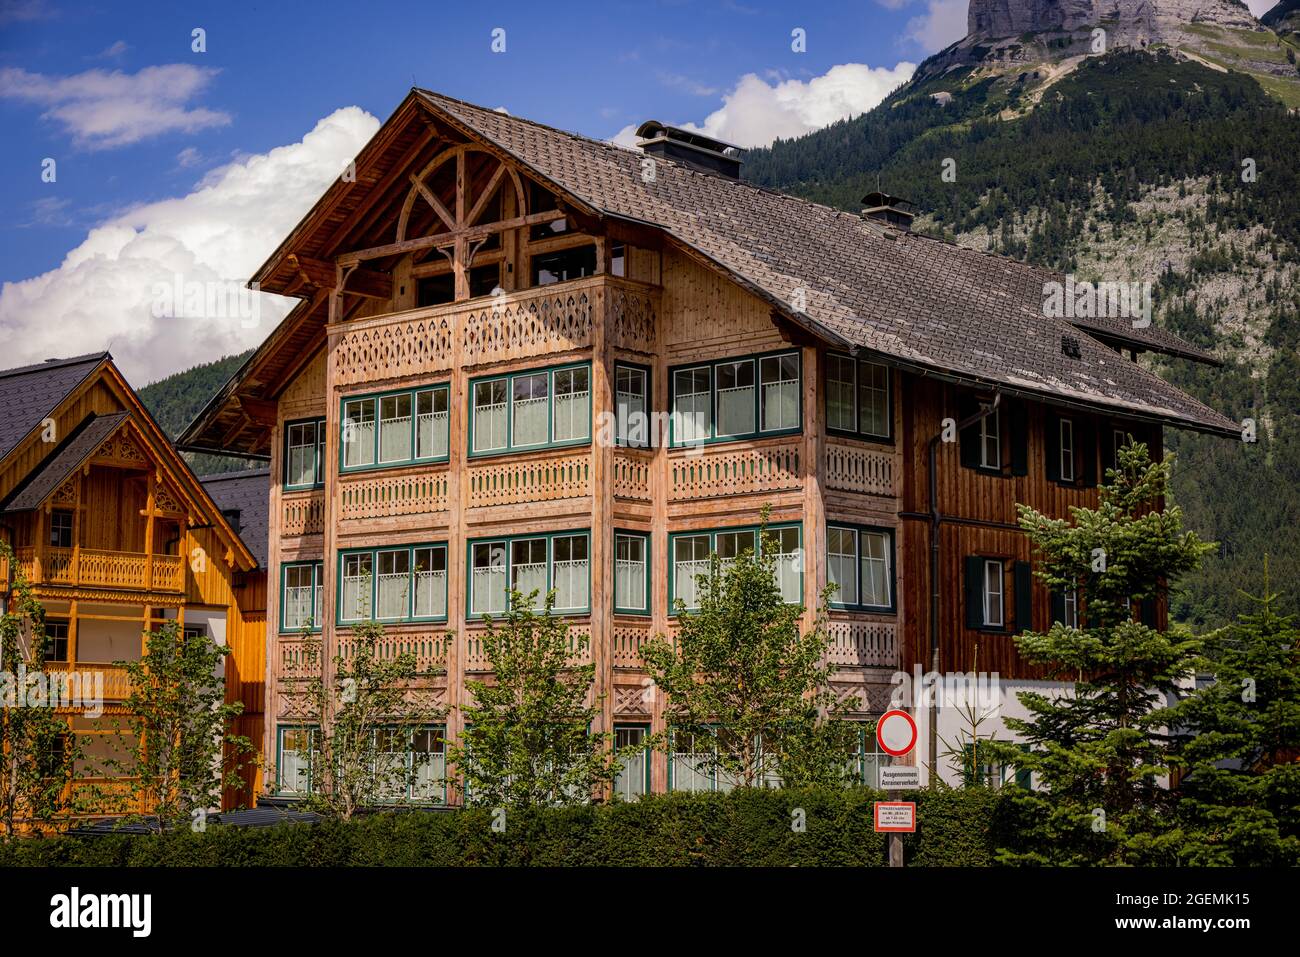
xmin=613 ymin=530 xmax=651 ymax=616
xmin=669 ymin=349 xmax=802 ymax=447
xmin=373 ymin=725 xmax=449 ymax=805
xmin=466 ymin=530 xmax=591 ymax=620
xmin=826 ymin=523 xmax=896 ymax=612
xmin=280 ymin=561 xmax=323 ymax=633
xmin=276 ymin=725 xmax=320 ymax=796
xmin=825 ymin=352 xmax=892 ymax=442
xmin=338 ymin=383 xmax=451 ymax=473
xmin=848 ymin=721 xmax=887 ymax=787
xmin=284 ymin=418 xmax=326 ymax=490
xmin=668 ymin=728 xmax=780 ymax=792
xmin=668 ymin=522 xmax=803 ymax=614
xmin=615 ymin=361 xmax=652 ymax=448
xmin=336 ymin=543 xmax=449 ymax=625
xmin=468 ymin=361 xmax=592 ymax=457
xmin=613 ymin=724 xmax=651 ymax=800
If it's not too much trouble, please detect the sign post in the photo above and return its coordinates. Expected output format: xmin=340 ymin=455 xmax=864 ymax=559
xmin=874 ymin=710 xmax=918 ymax=867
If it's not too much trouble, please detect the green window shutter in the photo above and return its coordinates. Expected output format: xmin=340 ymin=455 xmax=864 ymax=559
xmin=1049 ymin=588 xmax=1065 ymax=626
xmin=1009 ymin=401 xmax=1028 ymax=476
xmin=964 ymin=556 xmax=984 ymax=628
xmin=1014 ymin=561 xmax=1033 ymax=634
xmin=1014 ymin=743 xmax=1032 ymax=790
xmin=1139 ymin=596 xmax=1159 ymax=628
xmin=1079 ymin=419 xmax=1097 ymax=487
xmin=1044 ymin=411 xmax=1060 ymax=483
xmin=958 ymin=395 xmax=980 ymax=469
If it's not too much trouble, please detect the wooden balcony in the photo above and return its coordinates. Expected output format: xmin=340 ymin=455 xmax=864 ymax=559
xmin=668 ymin=440 xmax=803 ymax=502
xmin=339 ymin=469 xmax=448 ymax=524
xmin=44 ymin=661 xmax=134 ymax=701
xmin=6 ymin=546 xmax=184 ymax=593
xmin=464 ymin=622 xmax=592 ymax=672
xmin=824 ymin=439 xmax=898 ymax=498
xmin=826 ymin=614 xmax=898 ymax=669
xmin=281 ymin=490 xmax=325 ymax=536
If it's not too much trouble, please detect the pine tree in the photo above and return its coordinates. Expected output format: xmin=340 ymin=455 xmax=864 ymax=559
xmin=985 ymin=442 xmax=1210 ymax=864
xmin=1167 ymin=562 xmax=1300 ymax=865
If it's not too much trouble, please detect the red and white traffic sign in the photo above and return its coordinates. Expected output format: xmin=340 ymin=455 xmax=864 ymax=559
xmin=874 ymin=801 xmax=916 ymax=833
xmin=875 ymin=708 xmax=917 ymax=757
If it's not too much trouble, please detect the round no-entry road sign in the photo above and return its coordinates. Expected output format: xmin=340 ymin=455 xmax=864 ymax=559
xmin=876 ymin=709 xmax=917 ymax=757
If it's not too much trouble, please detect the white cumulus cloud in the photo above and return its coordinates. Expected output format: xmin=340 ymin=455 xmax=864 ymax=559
xmin=907 ymin=0 xmax=970 ymax=54
xmin=612 ymin=61 xmax=917 ymax=149
xmin=0 ymin=106 xmax=380 ymax=387
xmin=0 ymin=63 xmax=231 ymax=149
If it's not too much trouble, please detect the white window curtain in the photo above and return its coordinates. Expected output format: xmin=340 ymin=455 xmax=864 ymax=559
xmin=472 ymin=380 xmax=508 ymax=453
xmin=411 ymin=728 xmax=446 ymax=803
xmin=286 ymin=422 xmax=318 ymax=486
xmin=673 ymin=368 xmax=710 ymax=444
xmin=511 ymin=538 xmax=547 ymax=608
xmin=374 ymin=729 xmax=408 ymax=801
xmin=471 ymin=542 xmax=508 ymax=617
xmin=417 ymin=388 xmax=449 ymax=459
xmin=283 ymin=565 xmax=316 ymax=629
xmin=279 ymin=729 xmax=317 ymax=794
xmin=341 ymin=554 xmax=372 ymax=621
xmin=614 ymin=731 xmax=647 ymax=800
xmin=984 ymin=560 xmax=1004 ymax=626
xmin=553 ymin=367 xmax=591 ymax=442
xmin=760 ymin=353 xmax=800 ymax=432
xmin=376 ymin=550 xmax=410 ymax=619
xmin=715 ymin=530 xmax=754 ymax=578
xmin=671 ymin=733 xmax=713 ymax=793
xmin=413 ymin=546 xmax=446 ymax=619
xmin=827 ymin=355 xmax=856 ymax=432
xmin=858 ymin=360 xmax=890 ymax=437
xmin=673 ymin=534 xmax=710 ymax=609
xmin=616 ymin=366 xmax=647 ymax=446
xmin=715 ymin=360 xmax=755 ymax=437
xmin=379 ymin=394 xmax=412 ymax=463
xmin=765 ymin=526 xmax=802 ymax=604
xmin=860 ymin=531 xmax=892 ymax=607
xmin=342 ymin=399 xmax=375 ymax=468
xmin=512 ymin=373 xmax=549 ymax=447
xmin=828 ymin=527 xmax=858 ymax=606
xmin=552 ymin=534 xmax=589 ymax=611
xmin=614 ymin=534 xmax=647 ymax=611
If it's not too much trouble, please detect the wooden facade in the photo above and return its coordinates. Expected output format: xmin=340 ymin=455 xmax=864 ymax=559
xmin=0 ymin=357 xmax=263 ymax=817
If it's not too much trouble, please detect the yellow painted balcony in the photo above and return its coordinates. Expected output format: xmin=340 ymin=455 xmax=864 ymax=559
xmin=8 ymin=546 xmax=185 ymax=593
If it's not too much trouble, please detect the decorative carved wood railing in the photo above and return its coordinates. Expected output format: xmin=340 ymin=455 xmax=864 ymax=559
xmin=338 ymin=471 xmax=449 ymax=522
xmin=338 ymin=631 xmax=450 ymax=674
xmin=824 ymin=440 xmax=897 ymax=498
xmin=668 ymin=442 xmax=802 ymax=502
xmin=278 ymin=638 xmax=318 ymax=680
xmin=467 ymin=452 xmax=590 ymax=509
xmin=826 ymin=615 xmax=898 ymax=668
xmin=11 ymin=546 xmax=183 ymax=593
xmin=611 ymin=619 xmax=653 ymax=669
xmin=45 ymin=662 xmax=134 ymax=701
xmin=608 ymin=279 xmax=659 ymax=354
xmin=464 ymin=623 xmax=593 ymax=672
xmin=612 ymin=450 xmax=652 ymax=502
xmin=281 ymin=491 xmax=325 ymax=536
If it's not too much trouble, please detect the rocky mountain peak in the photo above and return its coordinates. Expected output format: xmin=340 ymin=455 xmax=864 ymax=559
xmin=968 ymin=0 xmax=1258 ymax=41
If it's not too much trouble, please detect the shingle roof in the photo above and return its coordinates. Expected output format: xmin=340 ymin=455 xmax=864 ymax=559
xmin=200 ymin=468 xmax=270 ymax=569
xmin=0 ymin=353 xmax=108 ymax=462
xmin=415 ymin=91 xmax=1236 ymax=436
xmin=0 ymin=412 xmax=128 ymax=514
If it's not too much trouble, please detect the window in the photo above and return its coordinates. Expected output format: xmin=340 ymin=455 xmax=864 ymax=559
xmin=670 ymin=523 xmax=803 ymax=612
xmin=285 ymin=419 xmax=325 ymax=488
xmin=614 ymin=532 xmax=649 ymax=614
xmin=338 ymin=545 xmax=447 ymax=624
xmin=417 ymin=273 xmax=454 ymax=307
xmin=470 ymin=263 xmax=500 ymax=298
xmin=281 ymin=562 xmax=323 ymax=632
xmin=610 ymin=242 xmax=626 ymax=278
xmin=1059 ymin=418 xmax=1075 ymax=482
xmin=825 ymin=353 xmax=891 ymax=440
xmin=615 ymin=363 xmax=649 ymax=447
xmin=670 ymin=730 xmax=716 ymax=793
xmin=49 ymin=509 xmax=74 ymax=549
xmin=469 ymin=363 xmax=592 ymax=455
xmin=531 ymin=244 xmax=596 ymax=286
xmin=44 ymin=619 xmax=69 ymax=662
xmin=614 ymin=725 xmax=649 ymax=800
xmin=670 ymin=351 xmax=801 ymax=446
xmin=962 ymin=741 xmax=1031 ymax=789
xmin=341 ymin=385 xmax=450 ymax=471
xmin=277 ymin=727 xmax=320 ymax=795
xmin=468 ymin=532 xmax=591 ymax=619
xmin=980 ymin=411 xmax=1001 ymax=469
xmin=983 ymin=560 xmax=1004 ymax=628
xmin=373 ymin=726 xmax=448 ymax=803
xmin=848 ymin=722 xmax=887 ymax=787
xmin=827 ymin=525 xmax=894 ymax=611
xmin=1063 ymin=587 xmax=1078 ymax=629
xmin=1113 ymin=428 xmax=1127 ymax=462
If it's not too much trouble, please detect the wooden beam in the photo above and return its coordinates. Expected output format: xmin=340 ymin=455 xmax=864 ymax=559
xmin=286 ymin=254 xmax=335 ymax=289
xmin=465 ymin=163 xmax=506 ymax=226
xmin=338 ymin=210 xmax=565 ymax=265
xmin=410 ymin=174 xmax=456 ymax=230
xmin=234 ymin=396 xmax=278 ymax=425
xmin=341 ymin=265 xmax=393 ymax=300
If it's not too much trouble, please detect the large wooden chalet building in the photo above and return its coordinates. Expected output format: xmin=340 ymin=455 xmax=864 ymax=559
xmin=180 ymin=91 xmax=1235 ymax=796
xmin=0 ymin=353 xmax=265 ymax=817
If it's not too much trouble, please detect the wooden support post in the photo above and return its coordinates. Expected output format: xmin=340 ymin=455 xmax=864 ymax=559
xmin=888 ymin=832 xmax=903 ymax=867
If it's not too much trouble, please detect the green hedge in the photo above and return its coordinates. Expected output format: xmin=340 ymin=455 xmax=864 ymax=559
xmin=0 ymin=787 xmax=1012 ymax=866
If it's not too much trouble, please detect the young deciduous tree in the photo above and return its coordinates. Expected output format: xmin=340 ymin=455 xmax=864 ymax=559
xmin=640 ymin=520 xmax=858 ymax=790
xmin=1168 ymin=563 xmax=1300 ymax=865
xmin=0 ymin=543 xmax=80 ymax=836
xmin=984 ymin=442 xmax=1209 ymax=864
xmin=295 ymin=620 xmax=445 ymax=819
xmin=118 ymin=620 xmax=253 ymax=831
xmin=450 ymin=589 xmax=615 ymax=807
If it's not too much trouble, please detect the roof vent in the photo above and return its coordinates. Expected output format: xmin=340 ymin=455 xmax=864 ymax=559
xmin=635 ymin=121 xmax=744 ymax=180
xmin=1061 ymin=335 xmax=1082 ymax=359
xmin=861 ymin=191 xmax=916 ymax=230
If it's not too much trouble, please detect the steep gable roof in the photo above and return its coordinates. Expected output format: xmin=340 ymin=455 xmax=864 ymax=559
xmin=0 ymin=412 xmax=129 ymax=514
xmin=0 ymin=353 xmax=109 ymax=462
xmin=199 ymin=469 xmax=270 ymax=569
